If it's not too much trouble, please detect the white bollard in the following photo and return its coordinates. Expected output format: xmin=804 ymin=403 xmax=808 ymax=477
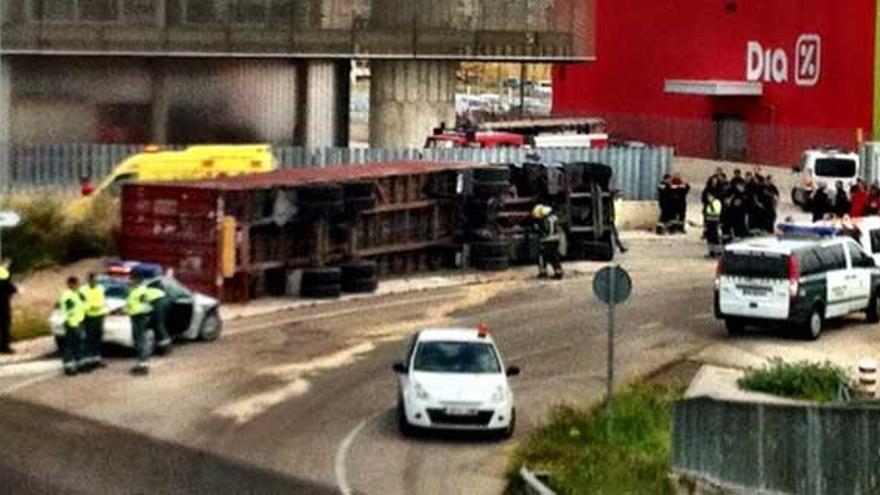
xmin=858 ymin=359 xmax=878 ymax=398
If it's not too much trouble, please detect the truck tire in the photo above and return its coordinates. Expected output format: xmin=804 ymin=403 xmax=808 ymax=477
xmin=472 ymin=255 xmax=510 ymax=271
xmin=471 ymin=240 xmax=510 ymax=259
xmin=473 ymin=181 xmax=510 ymax=199
xmin=342 ymin=278 xmax=379 ymax=294
xmin=302 ymin=268 xmax=342 ymax=288
xmin=297 ymin=184 xmax=343 ymax=203
xmin=345 ymin=196 xmax=377 ymax=214
xmin=343 ymin=181 xmax=375 ymax=199
xmin=473 ymin=167 xmax=511 ymax=183
xmin=299 ymin=200 xmax=345 ymax=220
xmin=301 ymin=284 xmax=342 ymax=299
xmin=341 ymin=261 xmax=377 ymax=280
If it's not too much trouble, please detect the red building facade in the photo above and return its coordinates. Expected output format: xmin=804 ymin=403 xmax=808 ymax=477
xmin=553 ymin=0 xmax=877 ymax=165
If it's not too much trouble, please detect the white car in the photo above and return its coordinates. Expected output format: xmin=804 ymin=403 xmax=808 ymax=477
xmin=50 ymin=275 xmax=222 ymax=355
xmin=791 ymin=148 xmax=860 ymax=208
xmin=393 ymin=327 xmax=519 ymax=438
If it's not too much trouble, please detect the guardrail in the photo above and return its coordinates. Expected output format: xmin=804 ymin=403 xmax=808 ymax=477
xmin=672 ymin=397 xmax=880 ymax=495
xmin=0 ymin=144 xmax=673 ymax=201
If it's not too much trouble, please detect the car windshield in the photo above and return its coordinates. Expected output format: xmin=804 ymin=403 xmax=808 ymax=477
xmin=815 ymin=158 xmax=856 ymax=178
xmin=413 ymin=341 xmax=501 ymax=374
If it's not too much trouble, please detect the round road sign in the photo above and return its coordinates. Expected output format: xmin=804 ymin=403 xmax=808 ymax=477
xmin=593 ymin=266 xmax=632 ymax=305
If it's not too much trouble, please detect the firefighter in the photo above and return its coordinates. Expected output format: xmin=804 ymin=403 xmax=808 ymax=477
xmin=127 ymin=273 xmax=153 ymax=375
xmin=533 ymin=204 xmax=564 ymax=280
xmin=703 ymin=192 xmax=723 ymax=257
xmin=58 ymin=276 xmax=85 ymax=376
xmin=79 ymin=273 xmax=106 ymax=370
xmin=0 ymin=258 xmax=17 ymax=354
xmin=145 ymin=283 xmax=172 ymax=354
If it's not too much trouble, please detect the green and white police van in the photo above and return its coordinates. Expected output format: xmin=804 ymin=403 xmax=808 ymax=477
xmin=714 ymin=235 xmax=880 ymax=340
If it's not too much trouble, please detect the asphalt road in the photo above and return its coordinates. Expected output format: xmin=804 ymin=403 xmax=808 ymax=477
xmin=0 ymin=236 xmax=722 ymax=495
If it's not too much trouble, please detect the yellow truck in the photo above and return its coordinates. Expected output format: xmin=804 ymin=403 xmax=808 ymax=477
xmin=71 ymin=144 xmax=276 ymax=217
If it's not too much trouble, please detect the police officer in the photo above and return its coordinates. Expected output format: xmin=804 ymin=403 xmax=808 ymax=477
xmin=58 ymin=276 xmax=85 ymax=376
xmin=79 ymin=273 xmax=106 ymax=370
xmin=145 ymin=283 xmax=172 ymax=354
xmin=0 ymin=258 xmax=17 ymax=354
xmin=703 ymin=193 xmax=723 ymax=257
xmin=533 ymin=204 xmax=564 ymax=280
xmin=127 ymin=273 xmax=153 ymax=376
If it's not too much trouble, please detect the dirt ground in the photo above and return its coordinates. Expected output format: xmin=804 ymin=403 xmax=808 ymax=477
xmin=12 ymin=258 xmax=105 ymax=319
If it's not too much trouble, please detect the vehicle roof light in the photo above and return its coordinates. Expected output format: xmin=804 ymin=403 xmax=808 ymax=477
xmin=144 ymin=144 xmax=160 ymax=153
xmin=477 ymin=324 xmax=490 ymax=338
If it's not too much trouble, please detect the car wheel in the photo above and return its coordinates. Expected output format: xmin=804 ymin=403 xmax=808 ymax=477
xmin=501 ymin=408 xmax=516 ymax=440
xmin=397 ymin=400 xmax=416 ymax=438
xmin=867 ymin=295 xmax=880 ymax=323
xmin=199 ymin=311 xmax=222 ymax=342
xmin=803 ymin=306 xmax=824 ymax=340
xmin=725 ymin=318 xmax=745 ymax=337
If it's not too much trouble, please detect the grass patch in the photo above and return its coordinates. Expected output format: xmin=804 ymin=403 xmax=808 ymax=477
xmin=1 ymin=193 xmax=118 ymax=274
xmin=737 ymin=359 xmax=853 ymax=403
xmin=507 ymin=384 xmax=681 ymax=495
xmin=11 ymin=308 xmax=52 ymax=342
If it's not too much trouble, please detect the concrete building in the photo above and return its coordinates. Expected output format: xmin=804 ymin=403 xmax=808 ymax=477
xmin=0 ymin=0 xmax=595 ymax=150
xmin=553 ymin=0 xmax=877 ymax=166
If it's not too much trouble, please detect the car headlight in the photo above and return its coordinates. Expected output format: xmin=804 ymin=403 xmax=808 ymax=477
xmin=413 ymin=382 xmax=430 ymax=400
xmin=491 ymin=386 xmax=506 ymax=404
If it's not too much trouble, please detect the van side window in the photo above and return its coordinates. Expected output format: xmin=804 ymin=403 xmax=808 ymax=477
xmin=847 ymin=242 xmax=874 ymax=268
xmin=797 ymin=250 xmax=822 ymax=276
xmin=816 ymin=245 xmax=847 ymax=271
xmin=870 ymin=229 xmax=880 ymax=253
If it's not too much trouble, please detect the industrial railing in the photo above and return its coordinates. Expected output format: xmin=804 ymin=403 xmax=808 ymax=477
xmin=0 ymin=144 xmax=673 ymax=201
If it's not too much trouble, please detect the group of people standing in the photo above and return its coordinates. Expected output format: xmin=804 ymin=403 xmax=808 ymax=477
xmin=807 ymin=179 xmax=880 ymax=222
xmin=55 ymin=271 xmax=172 ymax=376
xmin=656 ymin=173 xmax=691 ymax=234
xmin=701 ymin=168 xmax=780 ymax=256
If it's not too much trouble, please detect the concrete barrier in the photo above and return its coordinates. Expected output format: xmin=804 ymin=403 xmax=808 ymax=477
xmin=616 ymin=200 xmax=659 ymax=231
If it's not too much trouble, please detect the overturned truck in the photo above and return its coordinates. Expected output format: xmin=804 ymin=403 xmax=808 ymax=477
xmin=120 ymin=160 xmax=618 ymax=302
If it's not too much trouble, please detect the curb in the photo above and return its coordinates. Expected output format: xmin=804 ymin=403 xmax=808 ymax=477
xmin=519 ymin=467 xmax=556 ymax=495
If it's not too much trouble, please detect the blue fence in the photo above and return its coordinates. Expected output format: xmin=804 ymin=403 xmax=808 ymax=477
xmin=1 ymin=144 xmax=673 ymax=200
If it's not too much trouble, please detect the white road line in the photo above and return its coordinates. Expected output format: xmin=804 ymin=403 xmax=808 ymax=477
xmin=690 ymin=313 xmax=714 ymax=321
xmin=229 ymin=294 xmax=462 ymax=336
xmin=335 ymin=409 xmax=388 ymax=495
xmin=0 ymin=360 xmax=61 ymax=378
xmin=0 ymin=372 xmax=56 ymax=396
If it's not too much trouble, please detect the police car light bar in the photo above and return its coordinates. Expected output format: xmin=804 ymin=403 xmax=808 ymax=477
xmin=777 ymin=223 xmax=840 ymax=238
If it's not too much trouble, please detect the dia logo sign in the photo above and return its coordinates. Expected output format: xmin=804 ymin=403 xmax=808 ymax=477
xmin=746 ymin=34 xmax=821 ymax=87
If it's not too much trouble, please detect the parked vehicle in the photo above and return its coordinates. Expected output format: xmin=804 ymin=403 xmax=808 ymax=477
xmin=481 ymin=117 xmax=609 ymax=149
xmin=714 ymin=235 xmax=880 ymax=340
xmin=791 ymin=148 xmax=860 ymax=209
xmin=49 ymin=263 xmax=222 ymax=355
xmin=393 ymin=326 xmax=519 ymax=438
xmin=779 ymin=218 xmax=880 ymax=266
xmin=425 ymin=130 xmax=526 ymax=149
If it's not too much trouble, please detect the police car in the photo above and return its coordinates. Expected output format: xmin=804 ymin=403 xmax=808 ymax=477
xmin=392 ymin=326 xmax=519 ymax=438
xmin=49 ymin=262 xmax=222 ymax=355
xmin=715 ymin=234 xmax=880 ymax=339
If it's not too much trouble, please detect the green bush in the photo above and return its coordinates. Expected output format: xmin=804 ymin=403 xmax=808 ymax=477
xmin=738 ymin=359 xmax=853 ymax=403
xmin=507 ymin=384 xmax=680 ymax=495
xmin=11 ymin=308 xmax=52 ymax=342
xmin=1 ymin=194 xmax=118 ymax=274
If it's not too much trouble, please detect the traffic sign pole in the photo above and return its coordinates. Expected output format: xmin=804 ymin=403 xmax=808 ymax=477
xmin=606 ymin=266 xmax=615 ymax=433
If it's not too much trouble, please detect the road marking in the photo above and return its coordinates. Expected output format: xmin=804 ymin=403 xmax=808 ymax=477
xmin=690 ymin=313 xmax=713 ymax=321
xmin=0 ymin=372 xmax=56 ymax=396
xmin=0 ymin=360 xmax=60 ymax=378
xmin=227 ymin=293 xmax=462 ymax=336
xmin=335 ymin=409 xmax=388 ymax=495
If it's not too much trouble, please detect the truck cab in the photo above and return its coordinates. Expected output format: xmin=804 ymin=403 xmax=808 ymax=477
xmin=791 ymin=148 xmax=860 ymax=208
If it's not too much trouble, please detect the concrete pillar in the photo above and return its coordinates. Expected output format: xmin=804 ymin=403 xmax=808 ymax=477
xmin=150 ymin=60 xmax=169 ymax=144
xmin=369 ymin=60 xmax=456 ymax=149
xmin=302 ymin=60 xmax=348 ymax=148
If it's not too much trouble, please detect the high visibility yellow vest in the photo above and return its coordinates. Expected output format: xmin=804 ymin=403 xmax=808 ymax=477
xmin=0 ymin=267 xmax=9 ymax=281
xmin=79 ymin=284 xmax=106 ymax=318
xmin=59 ymin=289 xmax=85 ymax=327
xmin=705 ymin=198 xmax=722 ymax=218
xmin=126 ymin=284 xmax=152 ymax=316
xmin=145 ymin=286 xmax=166 ymax=303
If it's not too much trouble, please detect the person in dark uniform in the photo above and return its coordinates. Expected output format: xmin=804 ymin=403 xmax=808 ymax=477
xmin=811 ymin=185 xmax=832 ymax=222
xmin=667 ymin=173 xmax=691 ymax=234
xmin=0 ymin=258 xmax=17 ymax=354
xmin=656 ymin=174 xmax=672 ymax=234
xmin=833 ymin=181 xmax=850 ymax=218
xmin=533 ymin=204 xmax=564 ymax=279
xmin=723 ymin=181 xmax=749 ymax=239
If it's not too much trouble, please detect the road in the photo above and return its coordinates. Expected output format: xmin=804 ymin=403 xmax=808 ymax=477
xmin=0 ymin=236 xmax=722 ymax=494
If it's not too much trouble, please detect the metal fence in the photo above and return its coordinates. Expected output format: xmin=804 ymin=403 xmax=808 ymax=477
xmin=861 ymin=142 xmax=880 ymax=185
xmin=1 ymin=144 xmax=673 ymax=200
xmin=672 ymin=397 xmax=880 ymax=495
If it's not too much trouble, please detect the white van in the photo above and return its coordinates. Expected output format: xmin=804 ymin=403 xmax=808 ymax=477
xmin=791 ymin=148 xmax=860 ymax=208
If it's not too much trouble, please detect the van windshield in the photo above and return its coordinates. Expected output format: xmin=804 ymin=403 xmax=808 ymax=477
xmin=722 ymin=252 xmax=789 ymax=279
xmin=815 ymin=158 xmax=857 ymax=178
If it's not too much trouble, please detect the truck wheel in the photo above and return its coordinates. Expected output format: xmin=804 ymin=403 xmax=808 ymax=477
xmin=725 ymin=318 xmax=745 ymax=337
xmin=802 ymin=306 xmax=824 ymax=340
xmin=867 ymin=295 xmax=880 ymax=323
xmin=473 ymin=167 xmax=511 ymax=183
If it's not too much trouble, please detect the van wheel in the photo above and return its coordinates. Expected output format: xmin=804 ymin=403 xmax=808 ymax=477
xmin=802 ymin=306 xmax=824 ymax=340
xmin=725 ymin=318 xmax=745 ymax=337
xmin=868 ymin=295 xmax=880 ymax=323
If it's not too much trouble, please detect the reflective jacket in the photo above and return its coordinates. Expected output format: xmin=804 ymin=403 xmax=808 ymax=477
xmin=59 ymin=289 xmax=85 ymax=328
xmin=79 ymin=284 xmax=106 ymax=318
xmin=126 ymin=284 xmax=152 ymax=316
xmin=0 ymin=266 xmax=9 ymax=281
xmin=704 ymin=198 xmax=722 ymax=220
xmin=538 ymin=214 xmax=562 ymax=243
xmin=145 ymin=286 xmax=166 ymax=303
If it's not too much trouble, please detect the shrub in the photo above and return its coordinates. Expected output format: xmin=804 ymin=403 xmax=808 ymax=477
xmin=738 ymin=359 xmax=853 ymax=403
xmin=11 ymin=308 xmax=52 ymax=342
xmin=0 ymin=193 xmax=118 ymax=274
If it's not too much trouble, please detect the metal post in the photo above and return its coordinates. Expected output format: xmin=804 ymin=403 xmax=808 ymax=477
xmin=606 ymin=265 xmax=615 ymax=432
